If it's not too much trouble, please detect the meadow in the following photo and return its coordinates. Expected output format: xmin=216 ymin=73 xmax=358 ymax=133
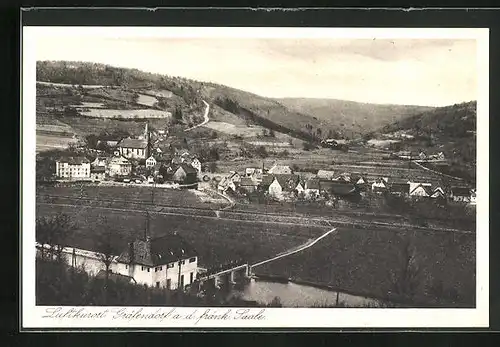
xmin=35 ymin=203 xmax=326 ymax=268
xmin=78 ymin=108 xmax=171 ymax=119
xmin=255 ymin=225 xmax=476 ymax=307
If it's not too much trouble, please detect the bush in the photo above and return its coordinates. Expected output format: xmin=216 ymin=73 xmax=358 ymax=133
xmin=256 ymin=146 xmax=268 ymax=158
xmin=302 ymin=142 xmax=315 ymax=151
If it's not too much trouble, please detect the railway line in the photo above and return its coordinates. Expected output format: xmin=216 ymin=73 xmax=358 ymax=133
xmin=36 ymin=194 xmax=475 ymax=234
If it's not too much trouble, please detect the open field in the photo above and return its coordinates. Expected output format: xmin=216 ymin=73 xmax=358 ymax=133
xmin=136 ymin=93 xmax=158 ymax=107
xmin=204 ymin=121 xmax=265 ymax=138
xmin=255 ymin=225 xmax=476 ymax=306
xmin=38 ymin=114 xmax=170 ymax=138
xmin=37 ymin=81 xmax=105 ymax=89
xmin=36 ymin=134 xmax=78 ymax=153
xmin=78 ymin=108 xmax=172 ymax=119
xmin=35 ymin=203 xmax=326 ymax=268
xmin=36 ymin=185 xmax=226 ymax=210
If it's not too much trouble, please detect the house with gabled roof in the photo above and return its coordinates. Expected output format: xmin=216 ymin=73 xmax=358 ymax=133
xmin=115 ymin=234 xmax=198 ymax=290
xmin=239 ymin=177 xmax=260 ymax=194
xmin=304 ymin=178 xmax=321 ymax=199
xmin=106 ymin=155 xmax=132 ymax=177
xmin=268 ymin=174 xmax=301 ymax=200
xmin=145 ymin=155 xmax=157 ymax=168
xmin=371 ymin=178 xmax=388 ymax=193
xmin=268 ymin=164 xmax=293 ymax=175
xmin=430 ymin=186 xmax=446 ymax=199
xmin=172 ymin=164 xmax=198 ymax=185
xmin=118 ymin=138 xmax=149 ymax=160
xmin=409 ymin=183 xmax=431 ymax=197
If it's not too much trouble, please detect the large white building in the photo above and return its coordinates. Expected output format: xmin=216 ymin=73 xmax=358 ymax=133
xmin=36 ymin=233 xmax=199 ymax=291
xmin=117 ymin=138 xmax=149 ymax=160
xmin=115 ymin=234 xmax=199 ymax=290
xmin=55 ymin=157 xmax=91 ymax=179
xmin=105 ymin=155 xmax=132 ymax=177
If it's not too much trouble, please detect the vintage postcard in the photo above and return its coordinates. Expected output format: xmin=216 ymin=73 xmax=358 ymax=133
xmin=21 ymin=26 xmax=489 ymax=329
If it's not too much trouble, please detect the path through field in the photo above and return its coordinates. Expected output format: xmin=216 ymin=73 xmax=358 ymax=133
xmin=185 ymin=100 xmax=210 ymax=131
xmin=251 ymin=228 xmax=338 ymax=269
xmin=413 ymin=160 xmax=464 ymax=181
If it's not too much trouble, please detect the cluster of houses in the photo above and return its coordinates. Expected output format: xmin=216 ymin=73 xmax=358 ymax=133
xmin=217 ymin=164 xmax=476 ymax=205
xmin=54 ymin=123 xmax=202 ymax=185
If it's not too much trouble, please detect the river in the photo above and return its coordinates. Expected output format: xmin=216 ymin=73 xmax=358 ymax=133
xmin=230 ymin=279 xmax=384 ymax=308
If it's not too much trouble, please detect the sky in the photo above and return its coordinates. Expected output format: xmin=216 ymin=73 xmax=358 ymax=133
xmin=35 ymin=36 xmax=477 ymax=106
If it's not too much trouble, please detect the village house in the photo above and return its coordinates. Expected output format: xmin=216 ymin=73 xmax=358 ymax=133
xmin=218 ymin=177 xmax=237 ymax=193
xmin=245 ymin=167 xmax=264 ymax=181
xmin=118 ymin=138 xmax=149 ymax=160
xmin=91 ymin=156 xmax=107 ymax=168
xmin=295 ymin=180 xmax=305 ymax=196
xmin=114 ymin=234 xmax=198 ymax=290
xmin=171 ymin=152 xmax=202 ymax=175
xmin=96 ymin=135 xmax=122 ymax=149
xmin=428 ymin=152 xmax=446 ymax=160
xmin=470 ymin=189 xmax=477 ymax=205
xmin=217 ymin=172 xmax=240 ymax=193
xmin=353 ymin=176 xmax=368 ymax=186
xmin=172 ymin=164 xmax=198 ymax=185
xmin=371 ymin=178 xmax=388 ymax=194
xmin=145 ymin=155 xmax=157 ymax=169
xmin=409 ymin=183 xmax=432 ymax=197
xmin=304 ymin=178 xmax=321 ymax=199
xmin=418 ymin=151 xmax=427 ymax=160
xmin=334 ymin=173 xmax=352 ymax=182
xmin=268 ymin=164 xmax=293 ymax=175
xmin=430 ymin=186 xmax=446 ymax=199
xmin=408 ymin=182 xmax=432 ymax=195
xmin=267 ymin=174 xmax=301 ymax=200
xmin=316 ymin=169 xmax=336 ymax=180
xmin=55 ymin=157 xmax=91 ymax=179
xmin=389 ymin=182 xmax=411 ymax=197
xmin=106 ymin=155 xmax=132 ymax=177
xmin=239 ymin=177 xmax=260 ymax=194
xmin=450 ymin=186 xmax=472 ymax=203
xmin=319 ymin=180 xmax=357 ymax=197
xmin=90 ymin=166 xmax=106 ymax=181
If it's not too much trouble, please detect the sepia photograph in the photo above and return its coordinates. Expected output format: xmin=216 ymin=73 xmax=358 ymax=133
xmin=22 ymin=26 xmax=489 ymax=329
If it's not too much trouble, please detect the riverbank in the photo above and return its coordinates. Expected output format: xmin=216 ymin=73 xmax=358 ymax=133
xmin=250 ymin=273 xmax=474 ymax=308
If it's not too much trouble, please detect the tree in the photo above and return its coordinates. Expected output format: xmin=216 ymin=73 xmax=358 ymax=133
xmin=208 ymin=162 xmax=218 ymax=173
xmin=95 ymin=218 xmax=117 ymax=304
xmin=36 ymin=214 xmax=74 ymax=261
xmin=85 ymin=134 xmax=99 ymax=149
xmin=316 ymin=128 xmax=322 ymax=138
xmin=390 ymin=236 xmax=421 ymax=301
xmin=256 ymin=146 xmax=268 ymax=158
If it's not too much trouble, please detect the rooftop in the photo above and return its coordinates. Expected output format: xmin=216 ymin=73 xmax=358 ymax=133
xmin=116 ymin=234 xmax=198 ymax=267
xmin=57 ymin=157 xmax=90 ymax=165
xmin=118 ymin=138 xmax=148 ymax=149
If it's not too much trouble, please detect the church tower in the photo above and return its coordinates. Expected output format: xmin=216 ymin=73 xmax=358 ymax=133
xmin=144 ymin=122 xmax=150 ymax=158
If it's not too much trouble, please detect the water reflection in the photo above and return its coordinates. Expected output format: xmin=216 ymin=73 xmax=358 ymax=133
xmin=232 ymin=279 xmax=383 ymax=308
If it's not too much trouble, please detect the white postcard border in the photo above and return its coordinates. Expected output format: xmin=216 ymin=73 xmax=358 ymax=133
xmin=22 ymin=26 xmax=489 ymax=329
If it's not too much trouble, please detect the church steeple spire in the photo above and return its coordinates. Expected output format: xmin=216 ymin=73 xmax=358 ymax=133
xmin=144 ymin=122 xmax=150 ymax=158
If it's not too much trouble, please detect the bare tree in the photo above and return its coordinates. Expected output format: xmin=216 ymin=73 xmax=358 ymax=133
xmin=390 ymin=235 xmax=421 ymax=301
xmin=95 ymin=217 xmax=117 ymax=304
xmin=36 ymin=214 xmax=74 ymax=262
